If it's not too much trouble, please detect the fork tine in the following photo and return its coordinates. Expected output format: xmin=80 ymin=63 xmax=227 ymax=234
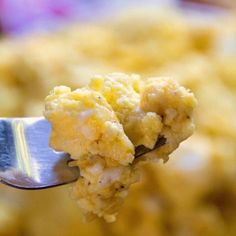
xmin=134 ymin=136 xmax=166 ymax=158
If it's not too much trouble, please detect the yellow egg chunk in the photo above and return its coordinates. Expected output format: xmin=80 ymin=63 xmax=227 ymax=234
xmin=89 ymin=73 xmax=163 ymax=148
xmin=44 ymin=73 xmax=196 ymax=222
xmin=141 ymin=77 xmax=197 ymax=159
xmin=45 ymin=86 xmax=135 ymax=165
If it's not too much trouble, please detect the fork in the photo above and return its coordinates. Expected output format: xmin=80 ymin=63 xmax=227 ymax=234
xmin=0 ymin=117 xmax=166 ymax=190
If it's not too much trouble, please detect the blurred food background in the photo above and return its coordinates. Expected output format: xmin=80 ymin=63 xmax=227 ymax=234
xmin=1 ymin=0 xmax=236 ymax=235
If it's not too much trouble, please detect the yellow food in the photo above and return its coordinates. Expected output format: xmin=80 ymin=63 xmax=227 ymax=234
xmin=45 ymin=73 xmax=196 ymax=222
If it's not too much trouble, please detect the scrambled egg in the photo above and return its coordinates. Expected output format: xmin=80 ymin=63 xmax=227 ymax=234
xmin=1 ymin=5 xmax=236 ymax=236
xmin=44 ymin=73 xmax=196 ymax=222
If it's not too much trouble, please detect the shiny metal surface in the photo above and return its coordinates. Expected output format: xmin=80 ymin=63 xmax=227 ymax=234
xmin=134 ymin=136 xmax=166 ymax=158
xmin=0 ymin=117 xmax=79 ymax=189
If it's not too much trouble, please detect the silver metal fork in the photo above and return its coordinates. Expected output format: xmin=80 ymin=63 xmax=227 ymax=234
xmin=0 ymin=117 xmax=166 ymax=190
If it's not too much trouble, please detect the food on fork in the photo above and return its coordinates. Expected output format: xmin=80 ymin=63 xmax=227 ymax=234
xmin=44 ymin=73 xmax=197 ymax=222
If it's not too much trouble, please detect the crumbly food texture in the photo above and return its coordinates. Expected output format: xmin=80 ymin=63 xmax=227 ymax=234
xmin=45 ymin=86 xmax=134 ymax=166
xmin=141 ymin=77 xmax=197 ymax=159
xmin=44 ymin=73 xmax=197 ymax=222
